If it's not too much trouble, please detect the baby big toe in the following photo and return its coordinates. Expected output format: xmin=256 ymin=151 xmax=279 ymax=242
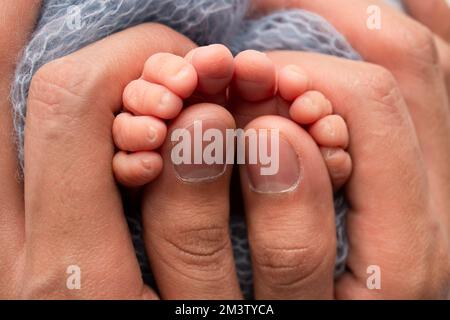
xmin=231 ymin=50 xmax=277 ymax=102
xmin=123 ymin=80 xmax=183 ymax=119
xmin=142 ymin=52 xmax=198 ymax=99
xmin=278 ymin=65 xmax=311 ymax=101
xmin=186 ymin=44 xmax=234 ymax=96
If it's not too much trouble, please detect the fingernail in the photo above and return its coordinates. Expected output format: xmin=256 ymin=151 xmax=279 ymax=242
xmin=246 ymin=135 xmax=301 ymax=193
xmin=171 ymin=120 xmax=227 ymax=182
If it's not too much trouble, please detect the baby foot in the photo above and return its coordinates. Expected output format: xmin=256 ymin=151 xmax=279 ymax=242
xmin=112 ymin=44 xmax=235 ymax=186
xmin=230 ymin=50 xmax=352 ymax=190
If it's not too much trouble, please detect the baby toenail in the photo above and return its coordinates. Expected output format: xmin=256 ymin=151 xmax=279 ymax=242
xmin=246 ymin=135 xmax=301 ymax=194
xmin=323 ymin=147 xmax=339 ymax=159
xmin=299 ymin=96 xmax=314 ymax=109
xmin=148 ymin=126 xmax=157 ymax=143
xmin=141 ymin=158 xmax=154 ymax=170
xmin=171 ymin=120 xmax=228 ymax=183
xmin=159 ymin=91 xmax=175 ymax=109
xmin=125 ymin=87 xmax=139 ymax=108
xmin=175 ymin=66 xmax=192 ymax=80
xmin=323 ymin=121 xmax=335 ymax=137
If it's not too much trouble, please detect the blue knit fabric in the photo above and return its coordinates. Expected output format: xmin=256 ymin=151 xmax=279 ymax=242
xmin=11 ymin=0 xmax=376 ymax=298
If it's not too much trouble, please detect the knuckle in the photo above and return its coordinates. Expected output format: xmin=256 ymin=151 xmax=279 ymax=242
xmin=142 ymin=22 xmax=196 ymax=55
xmin=156 ymin=222 xmax=232 ymax=274
xmin=402 ymin=25 xmax=439 ymax=66
xmin=28 ymin=57 xmax=96 ymax=120
xmin=143 ymin=52 xmax=172 ymax=75
xmin=252 ymin=238 xmax=331 ymax=288
xmin=19 ymin=268 xmax=68 ymax=299
xmin=365 ymin=65 xmax=398 ymax=99
xmin=362 ymin=65 xmax=406 ymax=120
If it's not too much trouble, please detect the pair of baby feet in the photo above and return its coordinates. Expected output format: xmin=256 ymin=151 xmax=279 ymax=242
xmin=112 ymin=44 xmax=352 ymax=191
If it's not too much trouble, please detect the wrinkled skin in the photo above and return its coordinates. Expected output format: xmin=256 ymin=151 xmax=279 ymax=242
xmin=0 ymin=0 xmax=449 ymax=299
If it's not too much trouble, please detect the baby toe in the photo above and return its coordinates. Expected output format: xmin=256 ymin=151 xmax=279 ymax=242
xmin=320 ymin=147 xmax=352 ymax=190
xmin=123 ymin=79 xmax=183 ymax=119
xmin=113 ymin=151 xmax=163 ymax=187
xmin=186 ymin=44 xmax=234 ymax=96
xmin=308 ymin=114 xmax=349 ymax=149
xmin=231 ymin=50 xmax=277 ymax=102
xmin=289 ymin=90 xmax=333 ymax=125
xmin=113 ymin=112 xmax=167 ymax=152
xmin=278 ymin=65 xmax=311 ymax=101
xmin=142 ymin=52 xmax=198 ymax=98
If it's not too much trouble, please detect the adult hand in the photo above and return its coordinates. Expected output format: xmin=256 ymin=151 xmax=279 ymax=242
xmin=266 ymin=50 xmax=450 ymax=299
xmin=248 ymin=0 xmax=450 ymax=298
xmin=2 ymin=0 xmax=449 ymax=300
xmin=258 ymin=1 xmax=450 ymax=229
xmin=0 ymin=19 xmax=197 ymax=298
xmin=253 ymin=0 xmax=450 ymax=97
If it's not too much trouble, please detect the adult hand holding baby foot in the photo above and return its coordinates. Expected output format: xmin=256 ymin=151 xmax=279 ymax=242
xmin=254 ymin=0 xmax=450 ymax=298
xmin=112 ymin=45 xmax=352 ymax=299
xmin=104 ymin=0 xmax=450 ymax=299
xmin=0 ymin=20 xmax=201 ymax=299
xmin=1 ymin=0 xmax=450 ymax=300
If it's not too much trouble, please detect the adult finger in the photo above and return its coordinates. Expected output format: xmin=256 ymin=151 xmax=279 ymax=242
xmin=142 ymin=103 xmax=243 ymax=299
xmin=240 ymin=116 xmax=336 ymax=299
xmin=21 ymin=23 xmax=195 ymax=298
xmin=402 ymin=0 xmax=450 ymax=98
xmin=0 ymin=0 xmax=41 ymax=297
xmin=267 ymin=51 xmax=450 ymax=298
xmin=257 ymin=0 xmax=450 ymax=244
xmin=403 ymin=0 xmax=450 ymax=41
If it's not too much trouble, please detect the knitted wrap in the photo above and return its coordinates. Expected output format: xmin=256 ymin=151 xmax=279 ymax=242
xmin=11 ymin=0 xmax=402 ymax=298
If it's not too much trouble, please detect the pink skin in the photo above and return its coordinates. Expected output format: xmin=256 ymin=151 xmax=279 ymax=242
xmin=113 ymin=47 xmax=352 ymax=190
xmin=112 ymin=44 xmax=234 ymax=187
xmin=229 ymin=50 xmax=352 ymax=190
xmin=2 ymin=0 xmax=448 ymax=300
